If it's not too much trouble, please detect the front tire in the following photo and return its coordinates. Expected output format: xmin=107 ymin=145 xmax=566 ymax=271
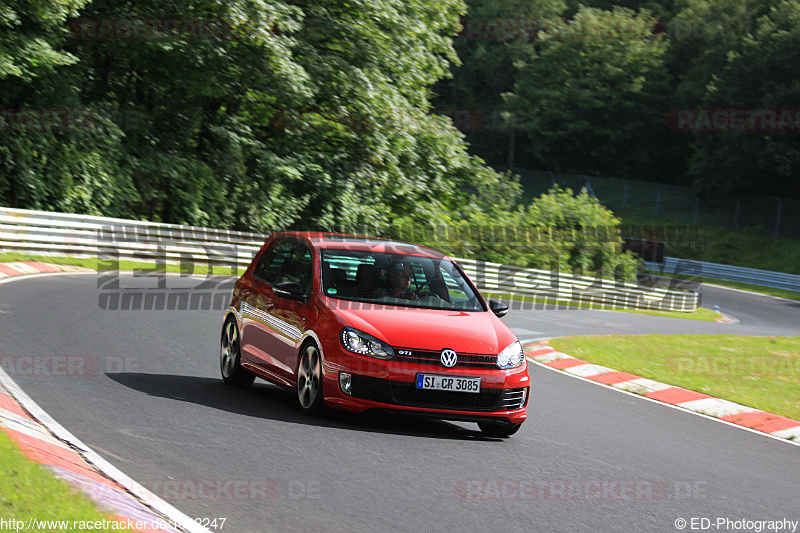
xmin=296 ymin=342 xmax=324 ymax=415
xmin=220 ymin=317 xmax=255 ymax=388
xmin=478 ymin=421 xmax=522 ymax=438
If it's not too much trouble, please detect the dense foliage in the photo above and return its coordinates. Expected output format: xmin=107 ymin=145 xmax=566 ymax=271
xmin=0 ymin=0 xmax=510 ymax=234
xmin=5 ymin=0 xmax=793 ymax=271
xmin=434 ymin=0 xmax=800 ymax=198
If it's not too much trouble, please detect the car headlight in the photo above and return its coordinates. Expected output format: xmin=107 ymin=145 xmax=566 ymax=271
xmin=497 ymin=341 xmax=524 ymax=369
xmin=340 ymin=327 xmax=395 ymax=360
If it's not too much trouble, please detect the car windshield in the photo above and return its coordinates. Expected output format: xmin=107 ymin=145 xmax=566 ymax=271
xmin=320 ymin=249 xmax=485 ymax=311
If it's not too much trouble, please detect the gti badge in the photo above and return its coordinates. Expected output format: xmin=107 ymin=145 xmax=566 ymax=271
xmin=440 ymin=349 xmax=457 ymax=368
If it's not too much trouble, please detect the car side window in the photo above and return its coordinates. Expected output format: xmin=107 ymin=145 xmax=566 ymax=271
xmin=253 ymin=238 xmax=294 ymax=284
xmin=275 ymin=242 xmax=314 ymax=296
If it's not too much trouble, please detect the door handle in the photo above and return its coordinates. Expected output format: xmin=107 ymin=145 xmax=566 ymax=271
xmin=266 ymin=301 xmax=275 ymax=311
xmin=240 ymin=289 xmax=250 ymax=298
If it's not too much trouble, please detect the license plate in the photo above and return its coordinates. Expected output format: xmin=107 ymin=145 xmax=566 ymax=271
xmin=415 ymin=374 xmax=481 ymax=393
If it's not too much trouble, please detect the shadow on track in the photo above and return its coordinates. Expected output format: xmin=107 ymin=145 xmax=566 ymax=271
xmin=106 ymin=372 xmax=504 ymax=442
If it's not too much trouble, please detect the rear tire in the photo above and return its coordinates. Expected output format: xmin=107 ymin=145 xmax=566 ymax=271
xmin=478 ymin=421 xmax=522 ymax=438
xmin=220 ymin=317 xmax=255 ymax=388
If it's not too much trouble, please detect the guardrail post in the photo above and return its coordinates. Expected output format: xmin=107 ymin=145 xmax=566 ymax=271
xmin=774 ymin=197 xmax=782 ymax=237
xmin=549 ymin=171 xmax=555 ymax=188
xmin=693 ymin=197 xmax=700 ymax=226
xmin=734 ymin=197 xmax=740 ymax=228
xmin=583 ymin=175 xmax=596 ymax=198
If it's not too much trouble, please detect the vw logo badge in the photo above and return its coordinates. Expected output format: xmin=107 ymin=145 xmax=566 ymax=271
xmin=440 ymin=349 xmax=457 ymax=368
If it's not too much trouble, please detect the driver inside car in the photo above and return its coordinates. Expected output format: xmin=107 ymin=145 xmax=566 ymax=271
xmin=374 ymin=261 xmax=418 ymax=301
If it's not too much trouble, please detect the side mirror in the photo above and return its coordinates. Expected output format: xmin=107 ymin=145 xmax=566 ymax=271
xmin=488 ymin=299 xmax=509 ymax=318
xmin=274 ymin=281 xmax=305 ymax=300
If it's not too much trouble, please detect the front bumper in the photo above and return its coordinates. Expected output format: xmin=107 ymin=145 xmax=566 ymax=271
xmin=321 ymin=349 xmax=530 ymax=425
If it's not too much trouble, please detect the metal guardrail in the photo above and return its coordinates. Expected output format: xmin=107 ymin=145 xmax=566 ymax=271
xmin=458 ymin=258 xmax=699 ymax=312
xmin=645 ymin=257 xmax=799 ymax=292
xmin=0 ymin=207 xmax=262 ymax=266
xmin=0 ymin=207 xmax=700 ymax=311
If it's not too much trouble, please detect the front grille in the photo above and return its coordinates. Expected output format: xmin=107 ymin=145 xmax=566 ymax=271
xmin=390 ymin=382 xmax=500 ymax=411
xmin=393 ymin=347 xmax=496 ymax=368
xmin=349 ymin=375 xmax=526 ymax=412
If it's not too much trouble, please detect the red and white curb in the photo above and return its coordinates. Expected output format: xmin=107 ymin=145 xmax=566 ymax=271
xmin=0 ymin=261 xmax=91 ymax=278
xmin=0 ymin=263 xmax=211 ymax=533
xmin=523 ymin=341 xmax=800 ymax=444
xmin=0 ymin=369 xmax=209 ymax=533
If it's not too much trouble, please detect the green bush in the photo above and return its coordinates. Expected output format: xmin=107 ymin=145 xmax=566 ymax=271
xmin=386 ymin=184 xmax=640 ymax=281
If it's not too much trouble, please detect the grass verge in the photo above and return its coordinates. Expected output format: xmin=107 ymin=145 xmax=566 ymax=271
xmin=0 ymin=428 xmax=131 ymax=531
xmin=0 ymin=251 xmax=246 ymax=276
xmin=485 ymin=292 xmax=722 ymax=322
xmin=548 ymin=335 xmax=800 ymax=420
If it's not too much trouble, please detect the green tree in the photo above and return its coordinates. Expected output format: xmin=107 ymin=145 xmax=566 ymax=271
xmin=3 ymin=0 xmax=519 ymax=232
xmin=688 ymin=0 xmax=800 ymax=199
xmin=0 ymin=0 xmax=137 ymax=214
xmin=432 ymin=0 xmax=566 ymax=167
xmin=668 ymin=0 xmax=774 ymax=106
xmin=505 ymin=6 xmax=672 ymax=180
xmin=0 ymin=0 xmax=87 ymax=80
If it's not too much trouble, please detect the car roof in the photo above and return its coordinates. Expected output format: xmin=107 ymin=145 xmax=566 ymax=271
xmin=270 ymin=231 xmax=450 ymax=260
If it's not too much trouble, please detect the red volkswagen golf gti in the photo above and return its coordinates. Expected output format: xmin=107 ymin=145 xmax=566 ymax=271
xmin=219 ymin=232 xmax=529 ymax=437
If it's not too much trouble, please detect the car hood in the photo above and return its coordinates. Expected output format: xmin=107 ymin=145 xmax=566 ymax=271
xmin=332 ymin=305 xmax=517 ymax=355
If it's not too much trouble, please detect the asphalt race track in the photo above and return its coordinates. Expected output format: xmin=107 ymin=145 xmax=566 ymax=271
xmin=1 ymin=273 xmax=798 ymax=532
xmin=503 ymin=283 xmax=800 ymax=339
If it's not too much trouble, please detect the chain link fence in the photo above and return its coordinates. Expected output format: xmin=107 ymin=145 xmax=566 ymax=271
xmin=500 ymin=167 xmax=800 ymax=238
